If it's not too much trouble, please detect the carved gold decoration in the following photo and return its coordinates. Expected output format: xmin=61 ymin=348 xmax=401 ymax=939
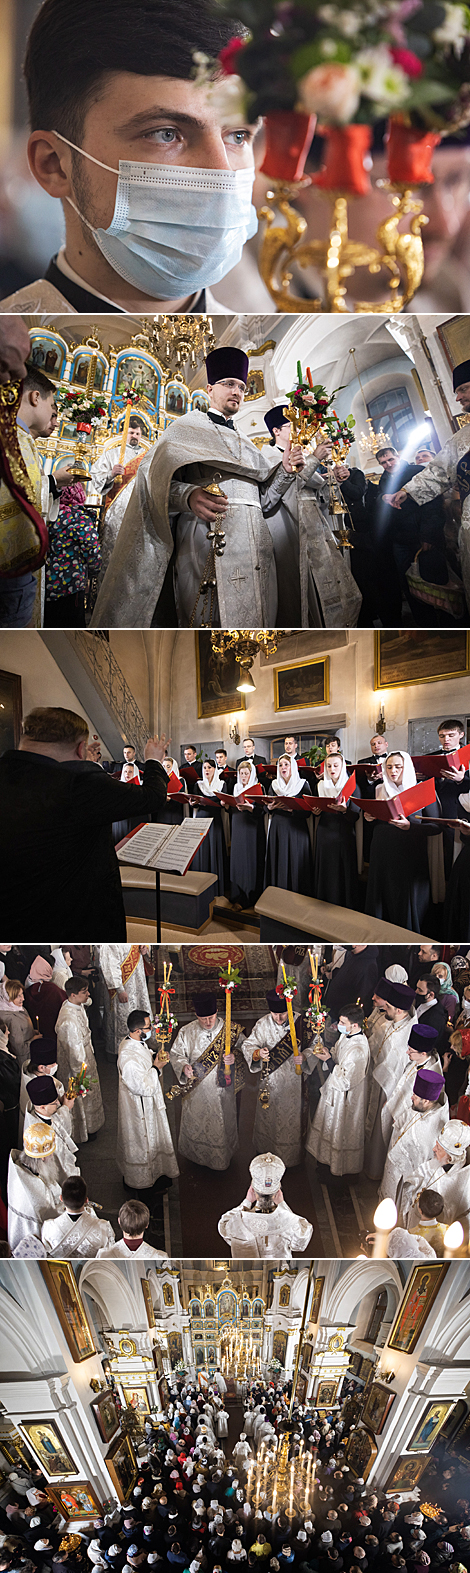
xmin=258 ymin=184 xmax=426 ymax=314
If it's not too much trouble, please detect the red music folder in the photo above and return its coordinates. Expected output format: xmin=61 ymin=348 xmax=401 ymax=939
xmin=355 ymin=777 xmax=436 ymax=821
xmin=411 ymin=744 xmax=470 ymax=777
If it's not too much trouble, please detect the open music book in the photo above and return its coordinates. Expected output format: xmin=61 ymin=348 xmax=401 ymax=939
xmin=411 ymin=744 xmax=470 ymax=777
xmin=116 ymin=819 xmax=213 ymax=875
xmin=355 ymin=778 xmax=436 ymax=821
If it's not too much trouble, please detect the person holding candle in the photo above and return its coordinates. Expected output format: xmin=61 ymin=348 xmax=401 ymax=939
xmin=116 ymin=1008 xmax=179 ymax=1194
xmin=241 ymin=988 xmax=307 ymax=1168
xmin=169 ymin=991 xmax=243 ymax=1169
xmin=263 ymin=398 xmax=362 ymax=627
xmin=305 ymin=1004 xmax=370 ymax=1176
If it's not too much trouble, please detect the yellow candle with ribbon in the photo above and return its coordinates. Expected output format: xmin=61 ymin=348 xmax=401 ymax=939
xmin=307 ymin=948 xmax=327 ymax=1056
xmin=119 ymin=384 xmax=137 ymax=464
xmin=219 ymin=958 xmax=239 ymax=1088
xmin=281 ymin=962 xmax=302 ymax=1075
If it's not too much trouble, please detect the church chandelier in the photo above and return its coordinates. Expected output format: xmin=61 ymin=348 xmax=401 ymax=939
xmin=151 ymin=314 xmax=216 ymax=374
xmin=348 ymin=349 xmax=388 ymax=458
xmin=245 ymin=1263 xmax=317 ymax=1522
xmin=210 ymin=630 xmax=290 ymax=690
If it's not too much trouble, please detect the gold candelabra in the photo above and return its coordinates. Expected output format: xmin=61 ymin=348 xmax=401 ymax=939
xmin=151 ymin=314 xmax=216 ymax=373
xmin=348 ymin=349 xmax=388 ymax=457
xmin=246 ymin=1264 xmax=317 ymax=1520
xmin=211 ymin=629 xmax=289 ymax=679
xmin=258 ymin=186 xmax=426 ymax=314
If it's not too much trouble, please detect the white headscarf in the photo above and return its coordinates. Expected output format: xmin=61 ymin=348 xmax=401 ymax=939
xmin=318 ymin=755 xmax=349 ymax=798
xmin=377 ymin=751 xmax=417 ymax=800
xmin=385 ymin=963 xmax=409 ymax=983
xmin=164 ymin=757 xmax=181 ymax=779
xmin=272 ymin=754 xmax=307 ymax=798
xmin=199 ymin=763 xmax=224 ymax=797
xmin=234 ymin=761 xmax=259 ymax=798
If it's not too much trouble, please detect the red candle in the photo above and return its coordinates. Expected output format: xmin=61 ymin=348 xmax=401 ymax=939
xmin=306 ymin=368 xmax=313 ymax=388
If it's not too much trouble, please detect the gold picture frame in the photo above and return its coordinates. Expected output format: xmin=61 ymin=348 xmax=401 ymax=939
xmin=310 ymin=1276 xmax=324 ymax=1324
xmin=105 ymin=1434 xmax=138 ymax=1504
xmin=317 ymin=1380 xmax=339 ymax=1407
xmin=19 ymin=1420 xmax=77 ymax=1479
xmin=274 ymin=656 xmax=330 ymax=712
xmin=408 ymin=1400 xmax=454 ymax=1453
xmin=122 ymin=1387 xmax=151 ymax=1415
xmin=195 ymin=632 xmax=246 ymax=719
xmin=45 ymin=1481 xmax=103 ymax=1520
xmin=388 ymin=1263 xmax=449 ymax=1354
xmin=361 ymin=1382 xmax=396 ymax=1436
xmin=374 ymin=631 xmax=470 ymax=690
xmin=141 ymin=1279 xmax=155 ymax=1329
xmin=39 ymin=1262 xmax=96 ymax=1362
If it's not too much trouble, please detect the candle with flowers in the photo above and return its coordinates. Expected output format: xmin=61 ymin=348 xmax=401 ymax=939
xmin=306 ymin=950 xmax=327 ymax=1057
xmin=278 ymin=965 xmax=302 ymax=1076
xmin=219 ymin=958 xmax=240 ymax=1086
xmin=153 ymin=960 xmax=177 ymax=1054
xmin=66 ymin=1061 xmax=97 ymax=1098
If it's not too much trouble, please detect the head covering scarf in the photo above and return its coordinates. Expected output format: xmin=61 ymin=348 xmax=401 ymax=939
xmin=318 ymin=754 xmax=349 ymax=799
xmin=377 ymin=751 xmax=417 ymax=799
xmin=385 ymin=963 xmax=409 ymax=982
xmin=272 ymin=754 xmax=307 ymax=798
xmin=51 ymin=947 xmax=68 ymax=969
xmin=199 ymin=764 xmax=224 ymax=797
xmin=164 ymin=758 xmax=183 ymax=792
xmin=29 ymin=956 xmax=53 ymax=984
xmin=431 ymin=962 xmax=459 ymax=1004
xmin=234 ymin=760 xmax=259 ymax=798
xmin=0 ymin=978 xmax=24 ymax=1011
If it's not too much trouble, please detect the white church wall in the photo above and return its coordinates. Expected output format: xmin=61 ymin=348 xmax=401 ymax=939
xmin=0 ymin=631 xmax=98 ymax=739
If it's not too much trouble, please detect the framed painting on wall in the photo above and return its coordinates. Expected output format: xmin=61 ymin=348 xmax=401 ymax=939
xmin=408 ymin=1402 xmax=454 ymax=1453
xmin=39 ymin=1262 xmax=96 ymax=1362
xmin=274 ymin=657 xmax=330 ymax=712
xmin=386 ymin=1456 xmax=428 ymax=1493
xmin=361 ymin=1383 xmax=396 ymax=1436
xmin=141 ymin=1279 xmax=155 ymax=1328
xmin=45 ymin=1482 xmax=103 ymax=1520
xmin=105 ymin=1434 xmax=138 ymax=1503
xmin=374 ymin=631 xmax=470 ymax=690
xmin=90 ymin=1389 xmax=120 ymax=1445
xmin=195 ymin=633 xmax=246 ymax=719
xmin=19 ymin=1420 xmax=77 ymax=1478
xmin=310 ymin=1276 xmax=324 ymax=1325
xmin=345 ymin=1427 xmax=378 ymax=1481
xmin=317 ymin=1380 xmax=338 ymax=1407
xmin=388 ymin=1264 xmax=449 ymax=1355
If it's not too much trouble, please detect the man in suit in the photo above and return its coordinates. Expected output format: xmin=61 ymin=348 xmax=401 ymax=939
xmin=236 ymin=736 xmax=267 ymax=770
xmin=0 ymin=705 xmax=168 ymax=938
xmin=284 ymin=733 xmax=307 ymax=766
xmin=182 ymin=743 xmax=203 ymax=778
xmin=415 ymin=973 xmax=448 ymax=1054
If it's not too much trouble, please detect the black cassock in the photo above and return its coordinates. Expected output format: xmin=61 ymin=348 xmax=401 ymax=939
xmin=192 ymin=789 xmax=228 ymax=897
xmin=0 ymin=1046 xmax=20 ymax=1190
xmin=230 ymin=797 xmax=266 ymax=907
xmin=314 ymin=790 xmax=360 ymax=909
xmin=264 ymin=785 xmax=314 ymax=897
xmin=366 ymin=809 xmax=435 ymax=931
xmin=158 ymin=790 xmax=185 ymax=826
xmin=444 ymin=836 xmax=470 ymax=940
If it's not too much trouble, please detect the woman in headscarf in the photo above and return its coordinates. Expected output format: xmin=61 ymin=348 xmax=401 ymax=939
xmin=24 ymin=957 xmax=66 ymax=1044
xmin=44 ymin=479 xmax=101 ymax=627
xmin=50 ymin=948 xmax=73 ymax=991
xmin=431 ymin=960 xmax=460 ymax=1020
xmin=229 ymin=760 xmax=266 ymax=909
xmin=264 ymin=755 xmax=314 ymax=897
xmin=159 ymin=756 xmax=185 ymax=825
xmin=191 ymin=760 xmax=228 ymax=897
xmin=313 ymin=754 xmax=360 ymax=909
xmin=366 ymin=751 xmax=436 ymax=930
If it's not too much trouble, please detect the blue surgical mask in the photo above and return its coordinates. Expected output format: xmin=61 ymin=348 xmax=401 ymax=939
xmin=142 ymin=1030 xmax=152 ymax=1040
xmin=337 ymin=1024 xmax=348 ymax=1034
xmin=54 ymin=134 xmax=258 ymax=298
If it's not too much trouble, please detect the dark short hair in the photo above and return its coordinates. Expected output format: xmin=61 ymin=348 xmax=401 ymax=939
xmin=438 ymin=718 xmax=465 ymax=734
xmin=129 ymin=416 xmax=145 ymax=429
xmin=341 ymin=1003 xmax=364 ymax=1030
xmin=326 ymin=735 xmax=342 ymax=747
xmin=184 ymin=743 xmax=197 ymax=752
xmin=65 ymin=973 xmax=89 ymax=996
xmin=62 ymin=1174 xmax=87 ymax=1208
xmin=128 ymin=1009 xmax=149 ymax=1030
xmin=118 ymin=1198 xmax=150 ymax=1235
xmin=204 ymin=758 xmax=216 ymax=768
xmin=215 ymin=748 xmax=227 ymax=757
xmin=376 ymin=445 xmax=397 ymax=458
xmin=23 ymin=366 xmax=56 ymax=397
xmin=23 ymin=706 xmax=88 ymax=745
xmin=24 ymin=0 xmax=237 ymax=140
xmin=418 ymin=1188 xmax=444 ymax=1218
xmin=417 ymin=974 xmax=440 ymax=998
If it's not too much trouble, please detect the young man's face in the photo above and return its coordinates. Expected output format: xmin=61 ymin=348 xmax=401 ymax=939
xmin=129 ymin=425 xmax=144 ymax=447
xmin=184 ymin=748 xmax=197 ymax=763
xmin=207 ymin=377 xmax=246 ymax=418
xmin=33 ymin=74 xmax=256 ymax=231
xmin=370 ymin=736 xmax=387 ymax=756
xmin=378 ymin=450 xmax=398 ymax=473
xmin=438 ymin=725 xmax=463 ymax=752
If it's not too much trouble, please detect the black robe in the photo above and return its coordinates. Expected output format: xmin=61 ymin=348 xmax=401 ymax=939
xmin=264 ymin=785 xmax=314 ymax=897
xmin=366 ymin=809 xmax=434 ymax=932
xmin=444 ymin=837 xmax=470 ymax=940
xmin=0 ymin=1047 xmax=20 ymax=1193
xmin=314 ymin=790 xmax=360 ymax=909
xmin=323 ymin=946 xmax=379 ymax=1016
xmin=229 ymin=795 xmax=266 ymax=907
xmin=436 ymin=766 xmax=470 ymax=876
xmin=192 ymin=788 xmax=228 ymax=897
xmin=158 ymin=789 xmax=185 ymax=826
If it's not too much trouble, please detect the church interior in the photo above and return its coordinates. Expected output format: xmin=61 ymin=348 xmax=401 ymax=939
xmin=1 ymin=626 xmax=469 ymax=942
xmin=0 ymin=1258 xmax=469 ymax=1542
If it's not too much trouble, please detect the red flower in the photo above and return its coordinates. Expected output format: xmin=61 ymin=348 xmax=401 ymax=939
xmin=318 ymin=397 xmax=328 ymax=406
xmin=219 ymin=36 xmax=245 ymax=74
xmin=390 ymin=47 xmax=423 ymax=77
xmin=66 ymin=391 xmax=75 ymax=400
xmin=275 ymin=984 xmax=284 ymax=996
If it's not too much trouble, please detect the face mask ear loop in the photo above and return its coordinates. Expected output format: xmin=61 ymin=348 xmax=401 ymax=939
xmin=52 ymin=129 xmax=119 ymax=174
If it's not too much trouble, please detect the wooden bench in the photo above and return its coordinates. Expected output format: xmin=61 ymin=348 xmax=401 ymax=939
xmin=120 ymin=867 xmax=218 ymax=933
xmin=255 ymin=887 xmax=432 ymax=943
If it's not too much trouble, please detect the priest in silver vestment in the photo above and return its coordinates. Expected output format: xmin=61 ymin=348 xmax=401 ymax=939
xmin=262 ymin=406 xmax=362 ymax=627
xmin=401 ymin=1118 xmax=470 ymax=1233
xmin=242 ymin=988 xmax=306 ymax=1167
xmin=7 ymin=1124 xmax=63 ymax=1253
xmin=55 ymin=975 xmax=105 ymax=1143
xmin=91 ymin=347 xmax=302 ymax=629
xmin=169 ymin=989 xmax=243 ymax=1170
xmin=42 ymin=1173 xmax=115 ymax=1256
xmin=91 ymin=416 xmax=149 ymax=588
xmin=23 ymin=1073 xmax=79 ymax=1183
xmin=364 ymin=977 xmax=416 ymax=1179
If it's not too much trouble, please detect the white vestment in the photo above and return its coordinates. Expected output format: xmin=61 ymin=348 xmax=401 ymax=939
xmin=218 ymin=1196 xmax=312 ymax=1257
xmin=214 ymin=1371 xmax=227 ymax=1394
xmin=42 ymin=1206 xmax=115 ymax=1256
xmin=55 ymin=1001 xmax=104 ymax=1141
xmin=99 ymin=945 xmax=151 ymax=1057
xmin=364 ymin=1014 xmax=415 ymax=1178
xmin=7 ymin=1151 xmax=63 ymax=1251
xmin=242 ymin=1011 xmax=303 ymax=1166
xmin=90 ymin=442 xmax=148 ymax=585
xmin=96 ymin=1239 xmax=169 ymax=1258
xmin=116 ymin=1035 xmax=179 ymax=1186
xmin=305 ymin=1032 xmax=370 ymax=1175
xmin=91 ymin=411 xmax=298 ymax=628
xmin=403 ymin=425 xmax=470 ymax=614
xmin=217 ymin=1410 xmax=229 ymax=1438
xmin=169 ymin=1016 xmax=240 ymax=1169
xmin=23 ymin=1103 xmax=79 ymax=1183
xmin=267 ymin=446 xmax=361 ymax=627
xmin=380 ymin=1093 xmax=449 ymax=1202
xmin=232 ymin=1439 xmax=253 ymax=1468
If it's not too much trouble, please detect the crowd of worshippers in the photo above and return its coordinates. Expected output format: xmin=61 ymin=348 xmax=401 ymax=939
xmin=3 ymin=940 xmax=470 ymax=1258
xmin=122 ymin=720 xmax=470 ymax=939
xmin=2 ymin=1376 xmax=470 ymax=1573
